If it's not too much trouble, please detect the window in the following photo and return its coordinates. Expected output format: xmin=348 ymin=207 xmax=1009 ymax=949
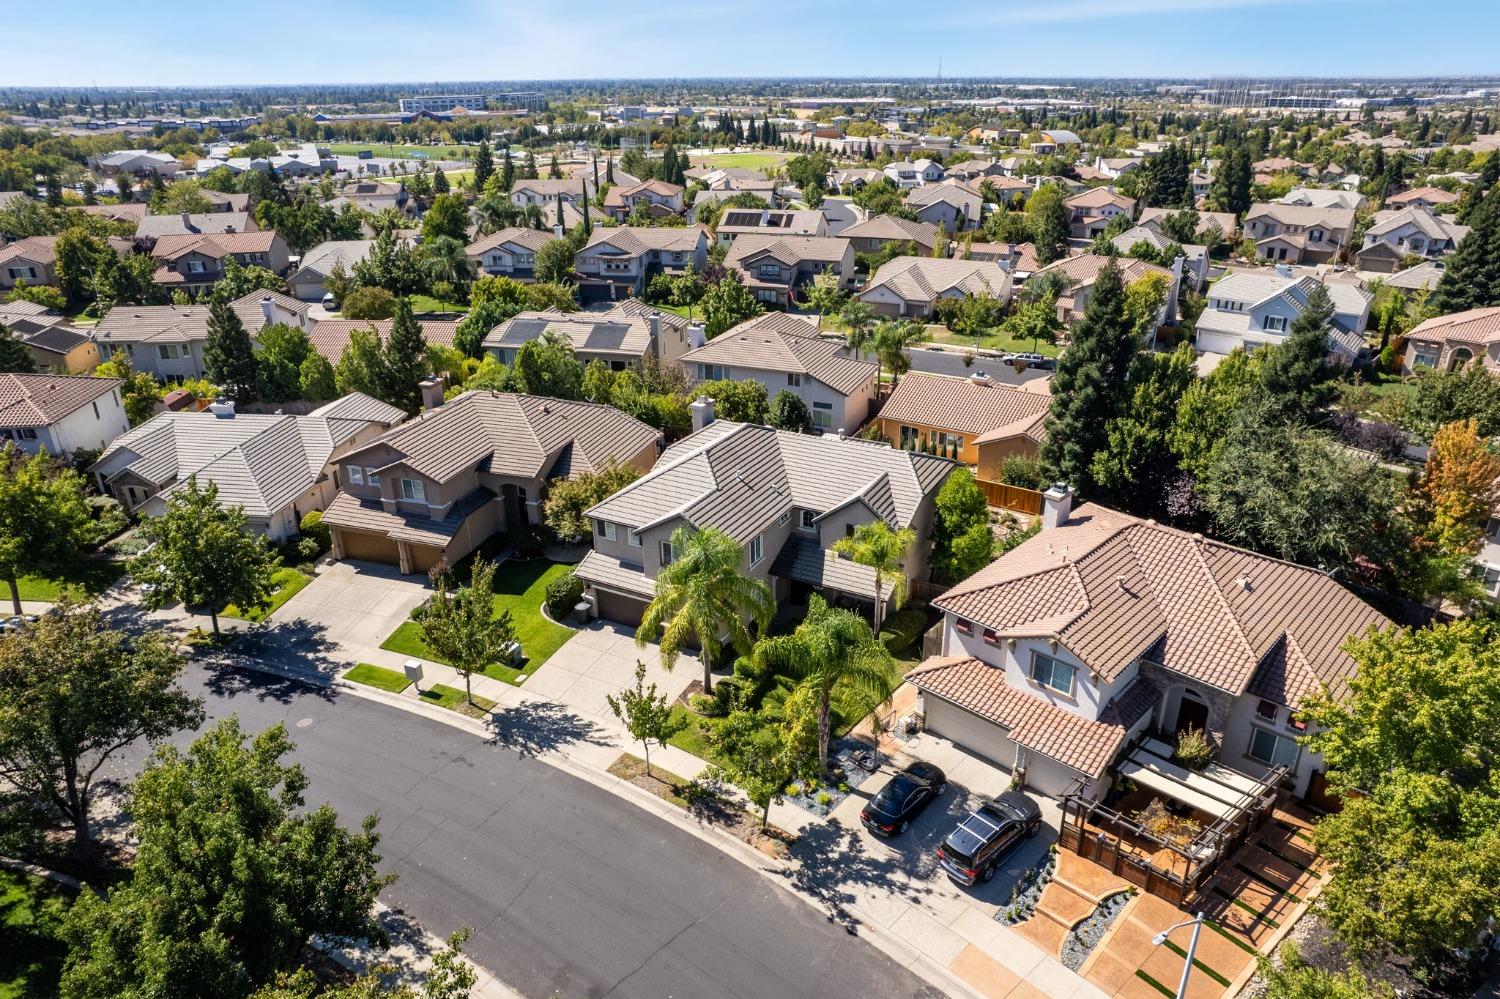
xmin=92 ymin=401 xmax=100 ymax=419
xmin=982 ymin=627 xmax=1002 ymax=647
xmin=365 ymin=469 xmax=380 ymax=486
xmin=13 ymin=427 xmax=36 ymax=441
xmin=157 ymin=344 xmax=182 ymax=360
xmin=660 ymin=539 xmax=675 ymax=566
xmin=1030 ymin=652 xmax=1075 ymax=696
xmin=748 ymin=534 xmax=764 ymax=567
xmin=627 ymin=529 xmax=641 ymax=548
xmin=1412 ymin=346 xmax=1440 ymax=369
xmin=812 ymin=401 xmax=833 ymax=429
xmin=799 ymin=509 xmax=817 ymax=531
xmin=899 ymin=425 xmax=919 ymax=448
xmin=399 ymin=478 xmax=425 ymax=502
xmin=187 ymin=260 xmax=205 ymax=274
xmin=787 ymin=373 xmax=802 ymax=387
xmin=1261 ymin=315 xmax=1288 ymax=333
xmin=598 ymin=520 xmax=617 ymax=542
xmin=777 ymin=511 xmax=790 ymax=526
xmin=756 ymin=263 xmax=781 ymax=279
xmin=699 ymin=363 xmax=726 ymax=381
xmin=756 ymin=289 xmax=780 ymax=304
xmin=937 ymin=431 xmax=965 ymax=451
xmin=1255 ymin=699 xmax=1279 ymax=722
xmin=954 ymin=617 xmax=973 ymax=635
xmin=348 ymin=465 xmax=364 ymax=485
xmin=1247 ymin=727 xmax=1299 ymax=768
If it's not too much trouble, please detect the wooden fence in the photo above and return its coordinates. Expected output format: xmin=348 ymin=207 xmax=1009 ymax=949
xmin=976 ymin=479 xmax=1043 ymax=516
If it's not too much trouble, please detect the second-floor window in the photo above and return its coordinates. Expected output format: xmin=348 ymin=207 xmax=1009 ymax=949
xmin=598 ymin=520 xmax=617 ymax=542
xmin=757 ymin=263 xmax=781 ymax=279
xmin=157 ymin=344 xmax=182 ymax=360
xmin=799 ymin=509 xmax=817 ymax=532
xmin=660 ymin=539 xmax=674 ymax=566
xmin=1247 ymin=727 xmax=1299 ymax=768
xmin=348 ymin=465 xmax=364 ymax=485
xmin=748 ymin=534 xmax=764 ymax=567
xmin=787 ymin=373 xmax=802 ymax=387
xmin=366 ymin=468 xmax=380 ymax=486
xmin=399 ymin=478 xmax=425 ymax=502
xmin=1030 ymin=652 xmax=1075 ymax=696
xmin=699 ymin=363 xmax=726 ymax=381
xmin=1261 ymin=315 xmax=1288 ymax=333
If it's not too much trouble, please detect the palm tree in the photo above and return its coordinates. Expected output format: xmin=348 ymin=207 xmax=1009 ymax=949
xmin=638 ymin=526 xmax=774 ymax=695
xmin=421 ymin=235 xmax=473 ymax=298
xmin=754 ymin=595 xmax=898 ymax=773
xmin=833 ymin=520 xmax=916 ymax=635
xmin=871 ymin=319 xmax=926 ymax=388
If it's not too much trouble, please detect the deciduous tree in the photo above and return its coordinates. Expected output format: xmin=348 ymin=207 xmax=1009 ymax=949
xmin=420 ymin=557 xmax=515 ymax=707
xmin=0 ymin=444 xmax=93 ymax=615
xmin=605 ymin=661 xmax=687 ymax=778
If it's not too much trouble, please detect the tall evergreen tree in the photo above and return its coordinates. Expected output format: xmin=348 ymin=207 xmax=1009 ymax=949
xmin=499 ymin=148 xmax=515 ymax=193
xmin=1040 ymin=259 xmax=1137 ymax=493
xmin=522 ymin=150 xmax=538 ymax=180
xmin=1256 ymin=283 xmax=1335 ymax=425
xmin=203 ymin=298 xmax=259 ymax=402
xmin=379 ymin=298 xmax=429 ymax=415
xmin=581 ymin=179 xmax=592 ymax=238
xmin=1431 ymin=183 xmax=1500 ymax=313
xmin=472 ymin=139 xmax=494 ymax=191
xmin=0 ymin=323 xmax=36 ymax=373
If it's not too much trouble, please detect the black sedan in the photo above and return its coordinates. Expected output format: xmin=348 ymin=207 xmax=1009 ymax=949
xmin=859 ymin=761 xmax=947 ymax=836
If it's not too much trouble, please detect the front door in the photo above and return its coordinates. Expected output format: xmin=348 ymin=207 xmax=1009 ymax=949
xmin=1174 ymin=692 xmax=1210 ymax=737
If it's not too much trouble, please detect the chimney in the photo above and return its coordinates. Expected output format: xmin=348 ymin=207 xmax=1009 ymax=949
xmin=552 ymin=224 xmax=564 ymax=238
xmin=648 ymin=310 xmax=661 ymax=343
xmin=1041 ymin=482 xmax=1073 ymax=530
xmin=689 ymin=395 xmax=715 ymax=433
xmin=969 ymin=370 xmax=992 ymax=387
xmin=259 ymin=295 xmax=274 ymax=325
xmin=208 ymin=397 xmax=235 ymax=418
xmin=418 ymin=375 xmax=446 ymax=411
xmin=686 ymin=321 xmax=707 ymax=349
xmin=181 ymin=211 xmax=191 ymax=230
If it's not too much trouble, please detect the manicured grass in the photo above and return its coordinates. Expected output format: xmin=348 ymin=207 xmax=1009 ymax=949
xmin=407 ymin=294 xmax=466 ymax=314
xmin=10 ymin=558 xmax=125 ymax=604
xmin=222 ymin=568 xmax=312 ymax=623
xmin=344 ymin=662 xmax=411 ymax=693
xmin=380 ymin=559 xmax=576 ymax=685
xmin=926 ymin=325 xmax=1061 ymax=357
xmin=665 ymin=705 xmax=720 ymax=761
xmin=327 ymin=142 xmax=473 ymax=159
xmin=692 ymin=152 xmax=786 ymax=172
xmin=418 ymin=683 xmax=495 ymax=718
xmin=0 ymin=868 xmax=69 ymax=999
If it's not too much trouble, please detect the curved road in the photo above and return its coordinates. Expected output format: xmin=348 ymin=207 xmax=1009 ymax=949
xmin=132 ymin=664 xmax=941 ymax=999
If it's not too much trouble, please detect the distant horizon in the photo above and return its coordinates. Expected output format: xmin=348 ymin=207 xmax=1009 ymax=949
xmin=8 ymin=0 xmax=1499 ymax=89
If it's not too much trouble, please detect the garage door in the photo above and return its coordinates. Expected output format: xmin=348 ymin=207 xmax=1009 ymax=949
xmin=408 ymin=543 xmax=446 ymax=575
xmin=595 ymin=588 xmax=648 ymax=628
xmin=339 ymin=528 xmax=399 ymax=565
xmin=1019 ymin=752 xmax=1087 ymax=799
xmin=925 ymin=696 xmax=1019 ymax=770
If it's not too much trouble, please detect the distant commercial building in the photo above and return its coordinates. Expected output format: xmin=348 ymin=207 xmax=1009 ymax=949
xmin=493 ymin=91 xmax=546 ymax=114
xmin=398 ymin=94 xmax=487 ymax=114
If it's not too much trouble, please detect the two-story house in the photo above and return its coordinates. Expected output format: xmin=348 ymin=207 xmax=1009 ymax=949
xmin=1385 ymin=186 xmax=1461 ymax=211
xmin=1354 ymin=207 xmax=1470 ymax=273
xmin=859 ymin=256 xmax=1014 ymax=320
xmin=882 ymin=159 xmax=946 ymax=189
xmin=1194 ymin=268 xmax=1371 ymax=361
xmin=0 ymin=236 xmax=133 ymax=291
xmin=322 ymin=390 xmax=661 ymax=575
xmin=713 ymin=209 xmax=828 ymax=247
xmin=1064 ymin=188 xmax=1137 ymax=239
xmin=1110 ymin=225 xmax=1209 ymax=291
xmin=1274 ymin=188 xmax=1366 ymax=211
xmin=464 ymin=227 xmax=556 ymax=281
xmin=484 ymin=301 xmax=699 ymax=371
xmin=905 ymin=180 xmax=985 ymax=231
xmin=602 ymin=179 xmax=686 ymax=220
xmin=679 ymin=312 xmax=878 ymax=433
xmin=574 ymin=226 xmax=710 ymax=302
xmin=1033 ymin=254 xmax=1180 ymax=332
xmin=136 ymin=211 xmax=257 ymax=239
xmin=1401 ymin=306 xmax=1500 ymax=374
xmin=877 ymin=371 xmax=1050 ymax=478
xmin=0 ymin=372 xmax=129 ymax=457
xmin=91 ymin=393 xmax=407 ymax=541
xmin=841 ymin=215 xmax=939 ymax=258
xmin=575 ymin=406 xmax=955 ymax=626
xmin=150 ymin=231 xmax=291 ymax=297
xmin=1242 ymin=203 xmax=1356 ymax=264
xmin=910 ymin=489 xmax=1391 ymax=801
xmin=723 ymin=234 xmax=855 ymax=308
xmin=1136 ymin=207 xmax=1238 ymax=245
xmin=94 ymin=291 xmax=310 ymax=379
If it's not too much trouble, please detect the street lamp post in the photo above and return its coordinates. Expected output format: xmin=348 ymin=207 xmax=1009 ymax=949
xmin=1151 ymin=912 xmax=1206 ymax=999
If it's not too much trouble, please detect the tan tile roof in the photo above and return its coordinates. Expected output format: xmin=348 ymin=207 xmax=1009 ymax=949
xmin=934 ymin=503 xmax=1390 ymax=704
xmin=862 ymin=256 xmax=1012 ymax=304
xmin=95 ymin=304 xmax=212 ymax=344
xmin=464 ymin=227 xmax=555 ymax=257
xmin=837 ymin=214 xmax=938 ymax=245
xmin=150 ymin=230 xmax=279 ymax=262
xmin=1064 ymin=188 xmax=1136 ymax=212
xmin=0 ymin=373 xmax=122 ymax=428
xmin=307 ymin=317 xmax=460 ymax=363
xmin=725 ymin=233 xmax=851 ymax=269
xmin=581 ymin=225 xmax=706 ymax=257
xmin=1136 ymin=208 xmax=1237 ymax=240
xmin=908 ymin=656 xmax=1129 ymax=777
xmin=1244 ymin=202 xmax=1356 ymax=231
xmin=880 ymin=371 xmax=1050 ymax=442
xmin=323 ymin=487 xmax=494 ymax=547
xmin=230 ymin=290 xmax=311 ymax=331
xmin=680 ymin=313 xmax=876 ymax=395
xmin=1407 ymin=306 xmax=1500 ymax=347
xmin=1034 ymin=253 xmax=1170 ymax=289
xmin=136 ymin=212 xmax=254 ymax=238
xmin=1386 ymin=186 xmax=1460 ymax=207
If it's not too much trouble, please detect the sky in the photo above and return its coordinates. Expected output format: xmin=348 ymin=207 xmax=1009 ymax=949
xmin=8 ymin=0 xmax=1500 ymax=88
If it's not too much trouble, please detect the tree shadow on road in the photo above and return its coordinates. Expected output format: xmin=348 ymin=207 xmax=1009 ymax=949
xmin=777 ymin=817 xmax=935 ymax=934
xmin=485 ymin=700 xmax=610 ymax=758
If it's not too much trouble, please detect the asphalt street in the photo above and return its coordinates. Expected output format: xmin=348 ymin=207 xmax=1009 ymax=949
xmin=118 ymin=663 xmax=942 ymax=999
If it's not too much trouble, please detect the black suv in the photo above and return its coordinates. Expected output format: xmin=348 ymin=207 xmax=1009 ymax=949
xmin=936 ymin=791 xmax=1043 ymax=886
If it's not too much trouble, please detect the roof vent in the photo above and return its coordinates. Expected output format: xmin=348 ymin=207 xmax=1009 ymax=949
xmin=1191 ymin=532 xmax=1204 ymax=542
xmin=1236 ymin=575 xmax=1253 ymax=592
xmin=969 ymin=370 xmax=992 ymax=387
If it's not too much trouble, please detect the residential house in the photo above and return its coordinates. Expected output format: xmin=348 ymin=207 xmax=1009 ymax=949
xmin=136 ymin=212 xmax=256 ymax=239
xmin=91 ymin=393 xmax=408 ymax=542
xmin=1385 ymin=186 xmax=1462 ymax=211
xmin=1384 ymin=258 xmax=1447 ymax=292
xmin=0 ymin=235 xmax=132 ymax=291
xmin=93 ymin=305 xmax=213 ymax=379
xmin=1033 ymin=254 xmax=1180 ymax=331
xmin=1355 ymin=207 xmax=1469 ymax=273
xmin=1091 ymin=156 xmax=1143 ymax=180
xmin=575 ymin=412 xmax=955 ymax=626
xmin=1030 ymin=130 xmax=1082 ymax=155
xmin=859 ymin=256 xmax=1014 ymax=320
xmin=724 ymin=234 xmax=856 ymax=308
xmin=905 ymin=180 xmax=985 ymax=231
xmin=713 ymin=208 xmax=828 ymax=247
xmin=484 ymin=300 xmax=698 ymax=371
xmin=603 ymin=179 xmax=686 ymax=220
xmin=841 ymin=215 xmax=939 ymax=258
xmin=72 ymin=202 xmax=148 ymax=228
xmin=828 ymin=168 xmax=884 ymax=194
xmin=233 ymin=290 xmax=315 ymax=335
xmin=1194 ymin=268 xmax=1371 ymax=361
xmin=324 ymin=391 xmax=661 ymax=574
xmin=573 ymin=226 xmax=709 ymax=302
xmin=963 ymin=243 xmax=1045 ymax=282
xmin=1064 ymin=188 xmax=1137 ymax=239
xmin=877 ymin=371 xmax=1051 ymax=479
xmin=91 ymin=149 xmax=184 ymax=178
xmin=1401 ymin=306 xmax=1500 ymax=373
xmin=0 ymin=372 xmax=129 ymax=456
xmin=322 ymin=181 xmax=412 ymax=217
xmin=12 ymin=322 xmax=100 ymax=374
xmin=910 ymin=491 xmax=1390 ymax=800
xmin=150 ymin=231 xmax=291 ymax=296
xmin=464 ymin=227 xmax=555 ymax=281
xmin=198 ymin=189 xmax=253 ymax=213
xmin=945 ymin=159 xmax=1010 ymax=182
xmin=288 ymin=240 xmax=376 ymax=301
xmin=1111 ymin=226 xmax=1208 ymax=291
xmin=308 ymin=316 xmax=461 ymax=365
xmin=509 ymin=177 xmax=591 ymax=209
xmin=882 ymin=159 xmax=946 ymax=189
xmin=1136 ymin=207 xmax=1237 ymax=244
xmin=1243 ymin=203 xmax=1356 ymax=264
xmin=1275 ymin=188 xmax=1366 ymax=211
xmin=1252 ymin=156 xmax=1308 ymax=178
xmin=679 ymin=312 xmax=878 ymax=433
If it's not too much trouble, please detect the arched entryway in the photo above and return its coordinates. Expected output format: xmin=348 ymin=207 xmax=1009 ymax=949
xmin=1448 ymin=347 xmax=1475 ymax=372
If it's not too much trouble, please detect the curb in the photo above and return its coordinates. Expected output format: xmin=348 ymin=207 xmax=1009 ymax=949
xmin=219 ymin=651 xmax=987 ymax=999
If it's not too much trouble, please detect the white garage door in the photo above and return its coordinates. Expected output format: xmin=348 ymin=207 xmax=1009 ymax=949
xmin=924 ymin=696 xmax=1018 ymax=770
xmin=1019 ymin=751 xmax=1088 ymax=799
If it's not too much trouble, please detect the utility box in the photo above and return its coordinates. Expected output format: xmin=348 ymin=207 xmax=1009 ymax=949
xmin=402 ymin=659 xmax=424 ymax=688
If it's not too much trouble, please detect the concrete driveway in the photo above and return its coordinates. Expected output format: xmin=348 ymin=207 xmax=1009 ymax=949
xmin=262 ymin=559 xmax=432 ymax=667
xmin=523 ymin=620 xmax=700 ymax=726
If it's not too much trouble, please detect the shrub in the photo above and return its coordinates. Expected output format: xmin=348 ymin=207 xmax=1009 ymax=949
xmin=689 ymin=692 xmax=722 ymax=716
xmin=299 ymin=510 xmax=330 ymax=552
xmin=1174 ymin=725 xmax=1213 ymax=770
xmin=999 ymin=454 xmax=1045 ymax=489
xmin=340 ymin=286 xmax=398 ymax=320
xmin=296 ymin=535 xmax=322 ymax=562
xmin=544 ymin=570 xmax=584 ymax=619
xmin=84 ymin=495 xmax=128 ymax=547
xmin=816 ymin=791 xmax=832 ymax=807
xmin=711 ymin=675 xmax=746 ymax=712
xmin=506 ymin=525 xmax=547 ymax=559
xmin=879 ymin=605 xmax=928 ymax=654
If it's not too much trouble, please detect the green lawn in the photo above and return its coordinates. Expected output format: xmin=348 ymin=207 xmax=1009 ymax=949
xmin=222 ymin=568 xmax=312 ymax=623
xmin=380 ymin=559 xmax=576 ymax=685
xmin=692 ymin=152 xmax=786 ymax=172
xmin=666 ymin=706 xmax=720 ymax=761
xmin=418 ymin=683 xmax=496 ymax=718
xmin=0 ymin=869 xmax=68 ymax=999
xmin=10 ymin=558 xmax=125 ymax=604
xmin=327 ymin=142 xmax=473 ymax=159
xmin=345 ymin=662 xmax=411 ymax=693
xmin=926 ymin=325 xmax=1061 ymax=357
xmin=407 ymin=294 xmax=466 ymax=314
